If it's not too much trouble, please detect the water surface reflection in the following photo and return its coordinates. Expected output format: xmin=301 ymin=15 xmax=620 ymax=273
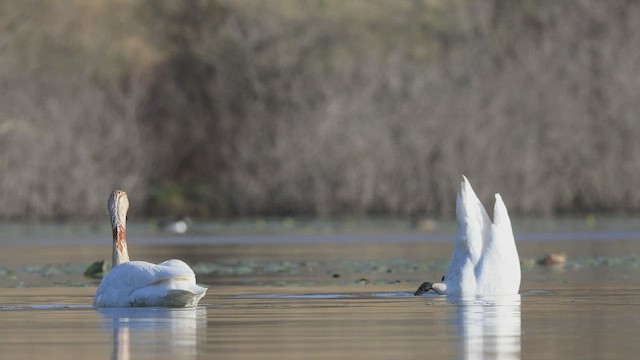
xmin=98 ymin=307 xmax=207 ymax=359
xmin=452 ymin=295 xmax=521 ymax=360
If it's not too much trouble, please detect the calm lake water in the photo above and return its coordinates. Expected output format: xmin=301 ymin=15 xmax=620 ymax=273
xmin=2 ymin=221 xmax=640 ymax=359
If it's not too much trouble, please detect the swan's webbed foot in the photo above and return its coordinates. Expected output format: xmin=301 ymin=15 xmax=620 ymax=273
xmin=414 ymin=281 xmax=434 ymax=296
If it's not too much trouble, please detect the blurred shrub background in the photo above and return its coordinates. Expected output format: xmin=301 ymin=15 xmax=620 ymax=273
xmin=1 ymin=0 xmax=639 ymax=220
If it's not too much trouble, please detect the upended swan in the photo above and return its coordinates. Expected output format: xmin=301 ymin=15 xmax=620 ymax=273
xmin=94 ymin=190 xmax=207 ymax=307
xmin=414 ymin=176 xmax=520 ymax=296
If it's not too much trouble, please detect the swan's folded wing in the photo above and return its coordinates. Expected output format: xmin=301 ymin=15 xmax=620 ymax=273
xmin=157 ymin=259 xmax=197 ymax=278
xmin=100 ymin=261 xmax=194 ymax=289
xmin=129 ymin=281 xmax=207 ymax=307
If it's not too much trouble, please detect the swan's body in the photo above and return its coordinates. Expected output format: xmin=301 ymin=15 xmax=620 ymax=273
xmin=94 ymin=190 xmax=207 ymax=307
xmin=415 ymin=176 xmax=520 ymax=296
xmin=94 ymin=259 xmax=206 ymax=307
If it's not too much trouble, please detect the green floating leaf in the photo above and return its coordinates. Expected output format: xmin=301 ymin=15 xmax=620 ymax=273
xmin=53 ymin=280 xmax=89 ymax=287
xmin=23 ymin=263 xmax=87 ymax=277
xmin=0 ymin=266 xmax=15 ymax=278
xmin=234 ymin=266 xmax=255 ymax=275
xmin=193 ymin=260 xmax=305 ymax=276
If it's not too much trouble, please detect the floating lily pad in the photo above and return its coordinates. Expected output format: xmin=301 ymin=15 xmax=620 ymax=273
xmin=23 ymin=264 xmax=85 ymax=277
xmin=0 ymin=266 xmax=16 ymax=280
xmin=192 ymin=262 xmax=254 ymax=275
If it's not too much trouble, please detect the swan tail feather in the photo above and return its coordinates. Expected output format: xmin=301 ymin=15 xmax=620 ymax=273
xmin=456 ymin=176 xmax=491 ymax=264
xmin=492 ymin=194 xmax=513 ymax=234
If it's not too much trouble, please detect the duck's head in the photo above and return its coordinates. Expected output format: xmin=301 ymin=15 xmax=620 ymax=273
xmin=108 ymin=190 xmax=130 ymax=266
xmin=414 ymin=276 xmax=447 ymax=296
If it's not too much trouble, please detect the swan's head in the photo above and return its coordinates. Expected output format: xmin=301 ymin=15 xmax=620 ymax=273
xmin=414 ymin=280 xmax=447 ymax=296
xmin=108 ymin=190 xmax=129 ymax=231
xmin=108 ymin=190 xmax=130 ymax=266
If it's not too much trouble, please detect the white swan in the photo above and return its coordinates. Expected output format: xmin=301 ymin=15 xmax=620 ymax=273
xmin=94 ymin=190 xmax=207 ymax=307
xmin=414 ymin=176 xmax=520 ymax=296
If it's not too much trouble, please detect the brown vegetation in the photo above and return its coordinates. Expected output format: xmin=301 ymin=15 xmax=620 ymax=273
xmin=1 ymin=0 xmax=640 ymax=220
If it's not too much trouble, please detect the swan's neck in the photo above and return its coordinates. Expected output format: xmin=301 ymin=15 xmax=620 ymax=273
xmin=108 ymin=190 xmax=131 ymax=267
xmin=112 ymin=224 xmax=130 ymax=267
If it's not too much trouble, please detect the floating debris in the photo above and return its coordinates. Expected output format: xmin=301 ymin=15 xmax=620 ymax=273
xmin=411 ymin=217 xmax=437 ymax=231
xmin=537 ymin=253 xmax=567 ymax=266
xmin=520 ymin=258 xmax=537 ymax=267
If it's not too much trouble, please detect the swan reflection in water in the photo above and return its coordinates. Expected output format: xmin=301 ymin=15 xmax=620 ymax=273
xmin=98 ymin=307 xmax=207 ymax=360
xmin=452 ymin=294 xmax=521 ymax=360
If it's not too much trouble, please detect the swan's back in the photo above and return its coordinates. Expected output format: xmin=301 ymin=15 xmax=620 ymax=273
xmin=475 ymin=194 xmax=521 ymax=295
xmin=94 ymin=259 xmax=207 ymax=307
